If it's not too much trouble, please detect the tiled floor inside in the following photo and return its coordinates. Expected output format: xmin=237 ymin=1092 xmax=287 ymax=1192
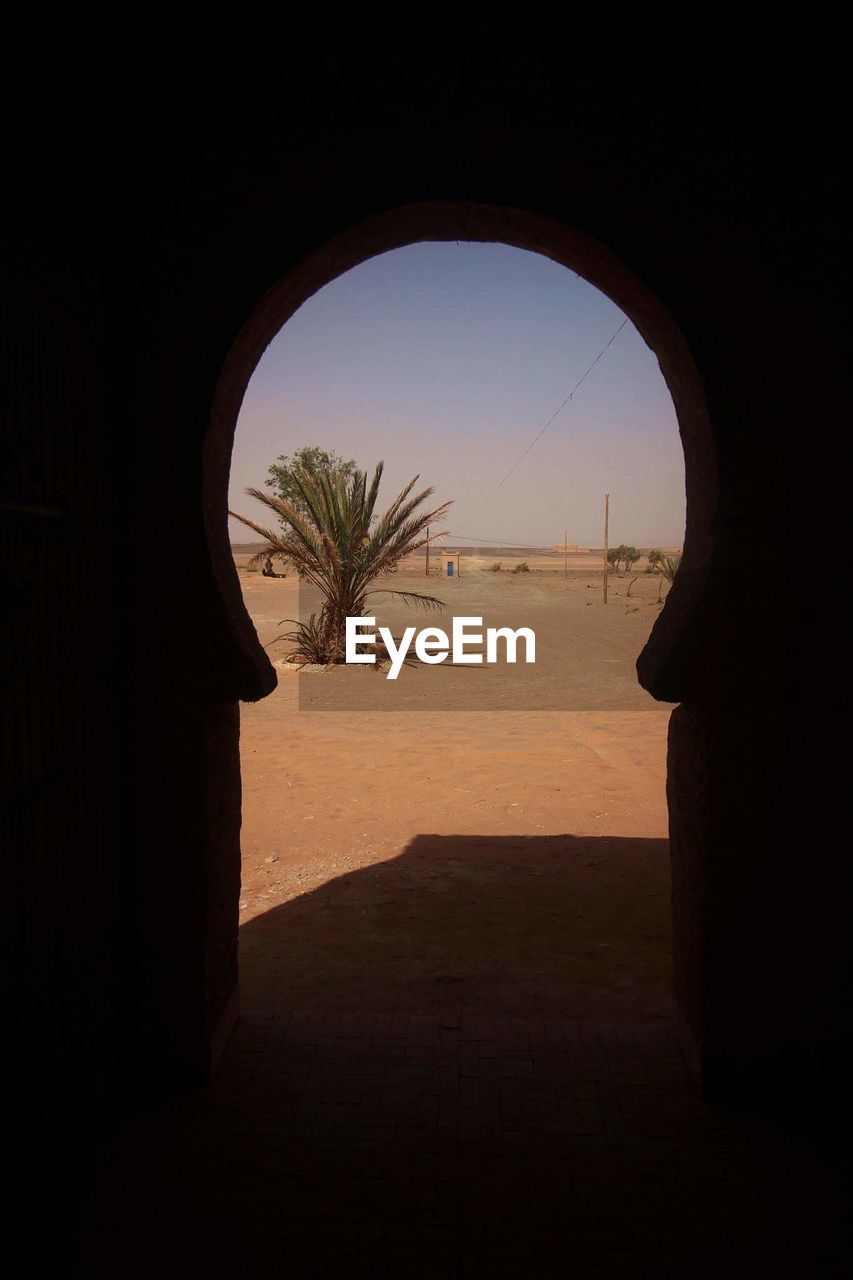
xmin=75 ymin=1011 xmax=849 ymax=1278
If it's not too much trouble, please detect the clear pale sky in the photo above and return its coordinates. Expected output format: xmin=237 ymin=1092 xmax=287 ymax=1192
xmin=229 ymin=242 xmax=685 ymax=548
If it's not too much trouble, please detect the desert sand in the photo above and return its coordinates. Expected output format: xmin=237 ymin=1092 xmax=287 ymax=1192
xmin=236 ymin=555 xmax=674 ymax=1021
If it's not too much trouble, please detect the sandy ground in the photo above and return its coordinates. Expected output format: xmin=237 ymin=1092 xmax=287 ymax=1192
xmin=236 ymin=559 xmax=675 ymax=1020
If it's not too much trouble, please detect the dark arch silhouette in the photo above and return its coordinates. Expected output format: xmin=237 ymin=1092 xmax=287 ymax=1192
xmin=6 ymin=56 xmax=849 ymax=1279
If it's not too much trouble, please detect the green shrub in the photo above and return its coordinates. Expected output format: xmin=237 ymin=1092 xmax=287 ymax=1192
xmin=230 ymin=461 xmax=450 ymax=663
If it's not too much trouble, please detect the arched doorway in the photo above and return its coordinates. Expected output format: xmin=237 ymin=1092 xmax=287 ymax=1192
xmin=201 ymin=202 xmax=718 ymax=1074
xmin=206 ymin=204 xmax=716 ymax=710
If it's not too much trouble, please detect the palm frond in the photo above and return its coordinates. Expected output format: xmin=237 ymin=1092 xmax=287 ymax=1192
xmin=367 ymin=589 xmax=446 ymax=611
xmin=229 ymin=509 xmax=279 ymax=542
xmin=277 ymin=611 xmax=338 ymax=664
xmin=658 ymin=554 xmax=682 ymax=584
xmin=237 ymin=461 xmax=453 ymax=660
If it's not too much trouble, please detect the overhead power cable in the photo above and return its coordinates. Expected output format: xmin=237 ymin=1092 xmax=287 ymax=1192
xmin=456 ymin=318 xmax=629 ymax=530
xmin=443 ymin=533 xmax=556 ymax=547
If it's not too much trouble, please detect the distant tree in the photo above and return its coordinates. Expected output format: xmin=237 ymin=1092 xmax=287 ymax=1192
xmin=646 ymin=549 xmax=663 ymax=573
xmin=266 ymin=445 xmax=359 ymax=529
xmin=607 ymin=544 xmax=638 ymax=575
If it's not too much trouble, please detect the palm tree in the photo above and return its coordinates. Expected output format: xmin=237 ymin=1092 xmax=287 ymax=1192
xmin=230 ymin=461 xmax=451 ymax=663
xmin=655 ymin=552 xmax=682 ymax=602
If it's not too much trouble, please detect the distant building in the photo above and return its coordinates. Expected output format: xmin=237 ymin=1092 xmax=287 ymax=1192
xmin=441 ymin=551 xmax=461 ymax=578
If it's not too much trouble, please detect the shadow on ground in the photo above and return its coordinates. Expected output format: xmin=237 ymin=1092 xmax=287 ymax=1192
xmin=72 ymin=836 xmax=851 ymax=1277
xmin=74 ymin=1012 xmax=850 ymax=1279
xmin=239 ymin=834 xmax=672 ymax=1020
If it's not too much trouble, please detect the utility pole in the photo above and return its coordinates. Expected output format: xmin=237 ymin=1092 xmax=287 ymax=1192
xmin=603 ymin=494 xmax=610 ymax=604
xmin=564 ymin=528 xmax=568 ymax=578
xmin=425 ymin=527 xmax=430 ymax=577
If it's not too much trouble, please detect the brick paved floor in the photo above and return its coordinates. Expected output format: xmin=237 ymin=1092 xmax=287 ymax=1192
xmin=75 ymin=1012 xmax=849 ymax=1278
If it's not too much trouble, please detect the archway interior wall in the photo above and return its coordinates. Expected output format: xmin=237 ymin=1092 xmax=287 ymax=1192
xmin=143 ymin=194 xmax=839 ymax=1103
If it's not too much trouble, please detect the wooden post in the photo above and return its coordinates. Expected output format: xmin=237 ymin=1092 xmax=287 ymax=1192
xmin=603 ymin=494 xmax=609 ymax=604
xmin=425 ymin=526 xmax=430 ymax=577
xmin=564 ymin=529 xmax=568 ymax=578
